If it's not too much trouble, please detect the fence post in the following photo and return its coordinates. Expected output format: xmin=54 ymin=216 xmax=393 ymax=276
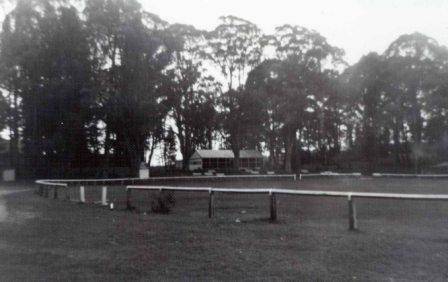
xmin=79 ymin=186 xmax=85 ymax=203
xmin=208 ymin=189 xmax=214 ymax=218
xmin=348 ymin=194 xmax=357 ymax=230
xmin=53 ymin=186 xmax=58 ymax=199
xmin=101 ymin=186 xmax=108 ymax=206
xmin=126 ymin=188 xmax=132 ymax=210
xmin=270 ymin=190 xmax=277 ymax=222
xmin=65 ymin=186 xmax=70 ymax=201
xmin=44 ymin=186 xmax=49 ymax=198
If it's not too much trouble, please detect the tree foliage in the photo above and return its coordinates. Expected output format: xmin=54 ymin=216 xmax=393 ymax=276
xmin=1 ymin=1 xmax=448 ymax=177
xmin=205 ymin=15 xmax=265 ymax=169
xmin=85 ymin=0 xmax=172 ymax=174
xmin=164 ymin=24 xmax=218 ymax=169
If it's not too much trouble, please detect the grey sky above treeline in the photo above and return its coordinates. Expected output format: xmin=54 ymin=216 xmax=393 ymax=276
xmin=144 ymin=0 xmax=448 ymax=64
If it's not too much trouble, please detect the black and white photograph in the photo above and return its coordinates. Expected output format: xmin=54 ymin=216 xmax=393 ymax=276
xmin=1 ymin=0 xmax=448 ymax=280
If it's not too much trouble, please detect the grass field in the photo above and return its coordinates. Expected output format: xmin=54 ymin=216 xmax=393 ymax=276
xmin=1 ymin=178 xmax=448 ymax=280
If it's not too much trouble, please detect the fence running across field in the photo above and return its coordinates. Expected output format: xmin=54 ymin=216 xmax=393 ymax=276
xmin=35 ymin=174 xmax=297 ymax=207
xmin=125 ymin=185 xmax=448 ymax=230
xmin=36 ymin=173 xmax=297 ymax=185
xmin=299 ymin=172 xmax=362 ymax=179
xmin=372 ymin=173 xmax=448 ymax=178
xmin=35 ymin=173 xmax=448 ymax=230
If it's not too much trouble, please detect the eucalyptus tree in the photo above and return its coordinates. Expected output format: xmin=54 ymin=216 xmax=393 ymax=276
xmin=0 ymin=92 xmax=7 ymax=152
xmin=0 ymin=92 xmax=7 ymax=132
xmin=425 ymin=79 xmax=448 ymax=160
xmin=0 ymin=1 xmax=95 ymax=176
xmin=206 ymin=15 xmax=264 ymax=90
xmin=313 ymin=70 xmax=344 ymax=165
xmin=85 ymin=0 xmax=172 ymax=173
xmin=206 ymin=15 xmax=265 ymax=169
xmin=0 ymin=0 xmax=40 ymax=172
xmin=342 ymin=52 xmax=388 ymax=171
xmin=164 ymin=24 xmax=218 ymax=169
xmin=40 ymin=5 xmax=95 ymax=174
xmin=0 ymin=87 xmax=20 ymax=166
xmin=384 ymin=32 xmax=448 ymax=171
xmin=261 ymin=25 xmax=345 ymax=172
xmin=246 ymin=59 xmax=288 ymax=170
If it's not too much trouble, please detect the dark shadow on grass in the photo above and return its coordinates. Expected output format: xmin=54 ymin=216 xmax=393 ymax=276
xmin=234 ymin=217 xmax=285 ymax=225
xmin=345 ymin=228 xmax=363 ymax=234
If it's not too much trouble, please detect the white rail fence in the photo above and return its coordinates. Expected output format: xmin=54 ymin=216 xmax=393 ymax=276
xmin=125 ymin=185 xmax=448 ymax=230
xmin=35 ymin=173 xmax=448 ymax=231
xmin=301 ymin=172 xmax=448 ymax=179
xmin=372 ymin=173 xmax=448 ymax=178
xmin=36 ymin=173 xmax=297 ymax=185
xmin=35 ymin=174 xmax=297 ymax=206
xmin=35 ymin=180 xmax=68 ymax=199
xmin=299 ymin=172 xmax=362 ymax=179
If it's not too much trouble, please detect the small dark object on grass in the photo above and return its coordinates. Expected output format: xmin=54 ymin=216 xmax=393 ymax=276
xmin=151 ymin=191 xmax=176 ymax=213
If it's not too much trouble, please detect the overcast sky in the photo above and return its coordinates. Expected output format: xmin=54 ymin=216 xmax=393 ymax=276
xmin=144 ymin=0 xmax=448 ymax=64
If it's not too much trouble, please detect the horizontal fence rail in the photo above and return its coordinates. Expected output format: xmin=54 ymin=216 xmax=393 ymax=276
xmin=36 ymin=172 xmax=448 ymax=187
xmin=35 ymin=180 xmax=68 ymax=187
xmin=35 ymin=180 xmax=68 ymax=199
xmin=36 ymin=173 xmax=297 ymax=185
xmin=126 ymin=185 xmax=448 ymax=230
xmin=372 ymin=173 xmax=448 ymax=178
xmin=299 ymin=172 xmax=362 ymax=179
xmin=35 ymin=174 xmax=296 ymax=208
xmin=126 ymin=185 xmax=448 ymax=200
xmin=35 ymin=173 xmax=448 ymax=231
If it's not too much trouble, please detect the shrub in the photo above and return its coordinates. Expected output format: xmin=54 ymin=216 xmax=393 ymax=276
xmin=150 ymin=191 xmax=175 ymax=213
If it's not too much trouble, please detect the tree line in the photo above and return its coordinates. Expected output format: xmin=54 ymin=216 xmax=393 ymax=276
xmin=1 ymin=0 xmax=448 ymax=177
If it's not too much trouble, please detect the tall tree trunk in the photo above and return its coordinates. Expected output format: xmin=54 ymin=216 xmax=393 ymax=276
xmin=284 ymin=141 xmax=293 ymax=173
xmin=231 ymin=126 xmax=241 ymax=171
xmin=232 ymin=132 xmax=240 ymax=171
xmin=233 ymin=148 xmax=240 ymax=171
xmin=347 ymin=124 xmax=354 ymax=150
xmin=177 ymin=124 xmax=188 ymax=171
xmin=147 ymin=135 xmax=157 ymax=168
xmin=284 ymin=126 xmax=296 ymax=174
xmin=206 ymin=129 xmax=213 ymax=149
xmin=103 ymin=126 xmax=111 ymax=176
xmin=295 ymin=130 xmax=302 ymax=173
xmin=9 ymin=92 xmax=20 ymax=168
xmin=392 ymin=119 xmax=401 ymax=170
xmin=269 ymin=137 xmax=276 ymax=171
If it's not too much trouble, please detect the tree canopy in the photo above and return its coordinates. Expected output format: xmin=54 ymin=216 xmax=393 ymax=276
xmin=1 ymin=0 xmax=448 ymax=177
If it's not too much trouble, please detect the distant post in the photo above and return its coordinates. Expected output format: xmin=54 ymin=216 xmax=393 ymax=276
xmin=79 ymin=186 xmax=85 ymax=203
xmin=270 ymin=190 xmax=277 ymax=222
xmin=101 ymin=186 xmax=108 ymax=206
xmin=348 ymin=194 xmax=357 ymax=230
xmin=65 ymin=186 xmax=70 ymax=201
xmin=208 ymin=189 xmax=215 ymax=218
xmin=53 ymin=186 xmax=58 ymax=199
xmin=126 ymin=188 xmax=132 ymax=210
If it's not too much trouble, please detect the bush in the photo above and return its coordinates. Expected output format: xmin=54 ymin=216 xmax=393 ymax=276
xmin=150 ymin=191 xmax=175 ymax=213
